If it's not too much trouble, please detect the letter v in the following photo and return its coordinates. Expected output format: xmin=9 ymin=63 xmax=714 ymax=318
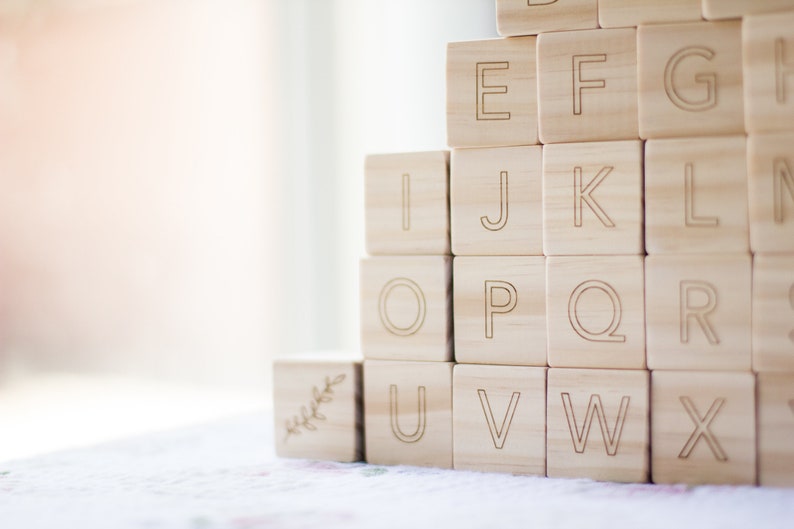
xmin=478 ymin=389 xmax=521 ymax=450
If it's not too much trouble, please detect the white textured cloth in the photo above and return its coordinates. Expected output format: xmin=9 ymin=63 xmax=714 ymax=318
xmin=0 ymin=411 xmax=792 ymax=529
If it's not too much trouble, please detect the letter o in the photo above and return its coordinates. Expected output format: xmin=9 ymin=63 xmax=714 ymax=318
xmin=379 ymin=277 xmax=427 ymax=336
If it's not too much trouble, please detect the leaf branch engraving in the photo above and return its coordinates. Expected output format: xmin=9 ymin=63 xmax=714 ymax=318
xmin=284 ymin=373 xmax=346 ymax=443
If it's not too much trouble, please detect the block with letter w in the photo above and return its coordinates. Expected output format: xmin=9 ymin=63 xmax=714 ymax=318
xmin=561 ymin=393 xmax=630 ymax=456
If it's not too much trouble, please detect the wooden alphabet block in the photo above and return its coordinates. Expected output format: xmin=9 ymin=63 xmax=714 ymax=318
xmin=360 ymin=256 xmax=452 ymax=362
xmin=645 ymin=136 xmax=749 ymax=254
xmin=453 ymin=256 xmax=546 ymax=366
xmin=273 ymin=354 xmax=362 ymax=462
xmin=446 ymin=37 xmax=538 ymax=148
xmin=651 ymin=371 xmax=756 ymax=485
xmin=547 ymin=368 xmax=650 ymax=483
xmin=747 ymin=133 xmax=794 ymax=254
xmin=752 ymin=255 xmax=794 ymax=372
xmin=743 ymin=11 xmax=794 ymax=134
xmin=703 ymin=0 xmax=794 ymax=20
xmin=543 ymin=140 xmax=644 ymax=255
xmin=537 ymin=28 xmax=638 ymax=144
xmin=645 ymin=254 xmax=752 ymax=371
xmin=364 ymin=360 xmax=453 ymax=468
xmin=365 ymin=151 xmax=449 ymax=255
xmin=453 ymin=364 xmax=546 ymax=475
xmin=546 ymin=256 xmax=645 ymax=369
xmin=496 ymin=0 xmax=597 ymax=37
xmin=450 ymin=146 xmax=543 ymax=256
xmin=757 ymin=372 xmax=794 ymax=487
xmin=598 ymin=0 xmax=702 ymax=28
xmin=638 ymin=21 xmax=744 ymax=139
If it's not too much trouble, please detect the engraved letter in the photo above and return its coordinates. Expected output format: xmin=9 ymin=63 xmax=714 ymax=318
xmin=390 ymin=385 xmax=426 ymax=443
xmin=680 ymin=280 xmax=719 ymax=345
xmin=678 ymin=396 xmax=727 ymax=461
xmin=485 ymin=280 xmax=518 ymax=339
xmin=574 ymin=166 xmax=615 ymax=228
xmin=477 ymin=62 xmax=510 ymax=120
xmin=664 ymin=47 xmax=717 ymax=111
xmin=776 ymin=38 xmax=794 ymax=104
xmin=684 ymin=163 xmax=719 ymax=227
xmin=478 ymin=389 xmax=521 ymax=450
xmin=378 ymin=278 xmax=427 ymax=337
xmin=481 ymin=171 xmax=509 ymax=231
xmin=528 ymin=0 xmax=558 ymax=5
xmin=568 ymin=280 xmax=626 ymax=343
xmin=572 ymin=54 xmax=607 ymax=115
xmin=401 ymin=173 xmax=410 ymax=231
xmin=774 ymin=158 xmax=794 ymax=224
xmin=561 ymin=393 xmax=630 ymax=456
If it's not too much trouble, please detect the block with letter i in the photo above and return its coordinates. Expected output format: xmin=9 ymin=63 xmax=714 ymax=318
xmin=273 ymin=354 xmax=363 ymax=462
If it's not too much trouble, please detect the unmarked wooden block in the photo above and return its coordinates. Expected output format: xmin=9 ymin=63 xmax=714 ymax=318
xmin=703 ymin=0 xmax=794 ymax=20
xmin=364 ymin=360 xmax=453 ymax=468
xmin=743 ymin=12 xmax=794 ymax=134
xmin=446 ymin=38 xmax=538 ymax=148
xmin=453 ymin=364 xmax=546 ymax=475
xmin=753 ymin=255 xmax=794 ymax=372
xmin=453 ymin=256 xmax=546 ymax=366
xmin=450 ymin=146 xmax=543 ymax=256
xmin=638 ymin=21 xmax=743 ymax=139
xmin=547 ymin=368 xmax=649 ymax=483
xmin=496 ymin=0 xmax=597 ymax=37
xmin=537 ymin=28 xmax=638 ymax=144
xmin=273 ymin=353 xmax=362 ymax=462
xmin=546 ymin=256 xmax=645 ymax=369
xmin=598 ymin=0 xmax=701 ymax=28
xmin=543 ymin=140 xmax=643 ymax=255
xmin=365 ymin=151 xmax=449 ymax=255
xmin=645 ymin=254 xmax=752 ymax=371
xmin=645 ymin=136 xmax=749 ymax=254
xmin=748 ymin=133 xmax=794 ymax=254
xmin=757 ymin=372 xmax=794 ymax=487
xmin=360 ymin=256 xmax=452 ymax=362
xmin=651 ymin=371 xmax=756 ymax=485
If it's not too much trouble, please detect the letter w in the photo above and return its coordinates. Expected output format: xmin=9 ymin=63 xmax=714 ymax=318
xmin=561 ymin=393 xmax=630 ymax=456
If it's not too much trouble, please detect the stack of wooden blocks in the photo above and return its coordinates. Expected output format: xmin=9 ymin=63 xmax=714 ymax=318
xmin=274 ymin=0 xmax=794 ymax=486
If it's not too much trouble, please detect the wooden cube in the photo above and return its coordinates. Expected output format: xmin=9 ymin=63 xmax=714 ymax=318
xmin=450 ymin=146 xmax=543 ymax=256
xmin=543 ymin=140 xmax=644 ymax=255
xmin=645 ymin=136 xmax=749 ymax=254
xmin=446 ymin=37 xmax=538 ymax=148
xmin=365 ymin=151 xmax=449 ymax=255
xmin=598 ymin=0 xmax=702 ymax=28
xmin=360 ymin=256 xmax=452 ymax=362
xmin=364 ymin=360 xmax=453 ymax=468
xmin=537 ymin=28 xmax=638 ymax=144
xmin=645 ymin=254 xmax=752 ymax=371
xmin=651 ymin=370 xmax=756 ymax=485
xmin=753 ymin=255 xmax=794 ymax=372
xmin=638 ymin=21 xmax=743 ymax=139
xmin=757 ymin=372 xmax=794 ymax=487
xmin=743 ymin=11 xmax=794 ymax=134
xmin=496 ymin=0 xmax=597 ymax=37
xmin=453 ymin=364 xmax=546 ymax=475
xmin=546 ymin=256 xmax=645 ymax=369
xmin=273 ymin=353 xmax=362 ymax=462
xmin=703 ymin=0 xmax=794 ymax=20
xmin=748 ymin=133 xmax=794 ymax=254
xmin=453 ymin=256 xmax=546 ymax=366
xmin=547 ymin=368 xmax=650 ymax=483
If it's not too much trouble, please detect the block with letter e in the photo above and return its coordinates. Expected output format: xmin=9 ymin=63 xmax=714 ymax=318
xmin=547 ymin=368 xmax=650 ymax=483
xmin=651 ymin=371 xmax=756 ymax=485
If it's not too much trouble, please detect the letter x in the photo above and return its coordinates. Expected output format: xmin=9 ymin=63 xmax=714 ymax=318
xmin=678 ymin=396 xmax=728 ymax=461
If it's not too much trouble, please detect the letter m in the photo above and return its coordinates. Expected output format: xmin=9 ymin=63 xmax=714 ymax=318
xmin=561 ymin=393 xmax=630 ymax=456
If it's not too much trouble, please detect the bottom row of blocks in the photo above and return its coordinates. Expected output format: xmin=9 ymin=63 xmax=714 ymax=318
xmin=274 ymin=357 xmax=794 ymax=487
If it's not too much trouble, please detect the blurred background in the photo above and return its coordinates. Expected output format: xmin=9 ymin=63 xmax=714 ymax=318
xmin=0 ymin=0 xmax=496 ymax=460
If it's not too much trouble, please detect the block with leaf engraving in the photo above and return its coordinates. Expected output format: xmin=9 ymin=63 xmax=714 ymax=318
xmin=273 ymin=353 xmax=362 ymax=462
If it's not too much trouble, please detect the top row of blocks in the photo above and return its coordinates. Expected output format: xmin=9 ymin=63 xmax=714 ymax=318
xmin=447 ymin=14 xmax=794 ymax=146
xmin=496 ymin=0 xmax=794 ymax=36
